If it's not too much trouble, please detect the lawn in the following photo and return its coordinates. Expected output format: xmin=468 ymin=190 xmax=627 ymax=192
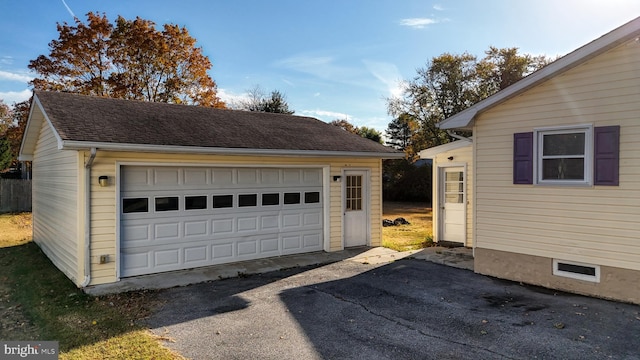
xmin=0 ymin=213 xmax=181 ymax=360
xmin=382 ymin=201 xmax=433 ymax=251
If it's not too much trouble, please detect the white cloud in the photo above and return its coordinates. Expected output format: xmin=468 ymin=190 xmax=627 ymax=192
xmin=0 ymin=70 xmax=33 ymax=83
xmin=433 ymin=4 xmax=444 ymax=11
xmin=0 ymin=56 xmax=14 ymax=65
xmin=362 ymin=60 xmax=404 ymax=98
xmin=216 ymin=88 xmax=250 ymax=108
xmin=301 ymin=109 xmax=350 ymax=121
xmin=399 ymin=17 xmax=439 ymax=29
xmin=0 ymin=89 xmax=32 ymax=104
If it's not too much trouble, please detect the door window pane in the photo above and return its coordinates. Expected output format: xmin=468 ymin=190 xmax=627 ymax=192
xmin=444 ymin=171 xmax=464 ymax=204
xmin=346 ymin=175 xmax=362 ymax=211
xmin=304 ymin=191 xmax=320 ymax=204
xmin=239 ymin=194 xmax=257 ymax=207
xmin=185 ymin=196 xmax=207 ymax=210
xmin=262 ymin=193 xmax=280 ymax=206
xmin=284 ymin=192 xmax=301 ymax=204
xmin=155 ymin=197 xmax=179 ymax=211
xmin=123 ymin=198 xmax=148 ymax=213
xmin=213 ymin=195 xmax=233 ymax=208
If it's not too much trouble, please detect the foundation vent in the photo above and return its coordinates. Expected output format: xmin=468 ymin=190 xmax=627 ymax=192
xmin=553 ymin=259 xmax=600 ymax=283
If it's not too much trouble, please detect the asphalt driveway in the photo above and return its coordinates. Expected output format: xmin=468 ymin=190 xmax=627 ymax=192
xmin=147 ymin=258 xmax=640 ymax=359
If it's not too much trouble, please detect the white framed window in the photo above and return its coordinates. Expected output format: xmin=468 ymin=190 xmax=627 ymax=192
xmin=553 ymin=259 xmax=600 ymax=283
xmin=534 ymin=125 xmax=593 ymax=185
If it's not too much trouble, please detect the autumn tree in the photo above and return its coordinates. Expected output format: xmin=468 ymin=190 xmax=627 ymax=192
xmin=385 ymin=113 xmax=418 ymax=152
xmin=28 ymin=12 xmax=224 ymax=107
xmin=0 ymin=100 xmax=30 ymax=171
xmin=330 ymin=119 xmax=359 ymax=134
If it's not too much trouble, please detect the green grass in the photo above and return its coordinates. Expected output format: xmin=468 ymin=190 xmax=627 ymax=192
xmin=0 ymin=214 xmax=181 ymax=359
xmin=382 ymin=202 xmax=433 ymax=251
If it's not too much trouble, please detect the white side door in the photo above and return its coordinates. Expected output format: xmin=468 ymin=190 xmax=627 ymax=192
xmin=344 ymin=170 xmax=368 ymax=247
xmin=439 ymin=167 xmax=465 ymax=244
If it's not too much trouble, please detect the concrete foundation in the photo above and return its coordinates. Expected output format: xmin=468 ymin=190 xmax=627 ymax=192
xmin=474 ymin=247 xmax=640 ymax=304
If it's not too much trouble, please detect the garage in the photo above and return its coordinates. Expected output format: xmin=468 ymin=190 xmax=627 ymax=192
xmin=120 ymin=165 xmax=325 ymax=277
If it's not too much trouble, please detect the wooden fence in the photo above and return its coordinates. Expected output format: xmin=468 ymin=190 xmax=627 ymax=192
xmin=0 ymin=179 xmax=32 ymax=213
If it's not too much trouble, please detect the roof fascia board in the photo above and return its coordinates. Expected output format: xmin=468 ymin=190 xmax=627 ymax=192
xmin=438 ymin=17 xmax=640 ymax=130
xmin=59 ymin=140 xmax=405 ymax=159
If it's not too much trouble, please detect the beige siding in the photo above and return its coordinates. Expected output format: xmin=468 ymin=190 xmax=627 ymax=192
xmin=431 ymin=145 xmax=474 ymax=246
xmin=86 ymin=151 xmax=382 ymax=285
xmin=32 ymin=116 xmax=80 ymax=285
xmin=474 ymin=40 xmax=640 ymax=271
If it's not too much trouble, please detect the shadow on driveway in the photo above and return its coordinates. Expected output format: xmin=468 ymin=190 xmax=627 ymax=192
xmin=147 ymin=259 xmax=640 ymax=359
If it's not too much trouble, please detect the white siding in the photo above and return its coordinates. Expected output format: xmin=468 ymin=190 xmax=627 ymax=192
xmin=474 ymin=40 xmax=640 ymax=270
xmin=32 ymin=116 xmax=80 ymax=284
xmin=86 ymin=151 xmax=382 ymax=285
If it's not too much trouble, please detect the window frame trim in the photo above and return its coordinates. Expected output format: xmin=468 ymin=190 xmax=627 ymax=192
xmin=533 ymin=124 xmax=593 ymax=186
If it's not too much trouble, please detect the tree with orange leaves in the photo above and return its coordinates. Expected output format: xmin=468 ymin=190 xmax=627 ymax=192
xmin=29 ymin=12 xmax=225 ymax=108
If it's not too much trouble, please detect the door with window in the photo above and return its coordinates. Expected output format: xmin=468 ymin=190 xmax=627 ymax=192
xmin=344 ymin=170 xmax=368 ymax=247
xmin=439 ymin=167 xmax=465 ymax=244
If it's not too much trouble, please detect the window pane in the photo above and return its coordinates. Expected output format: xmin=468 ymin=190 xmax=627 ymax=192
xmin=543 ymin=133 xmax=585 ymax=156
xmin=445 ymin=182 xmax=464 ymax=192
xmin=185 ymin=196 xmax=207 ymax=210
xmin=445 ymin=194 xmax=464 ymax=203
xmin=446 ymin=171 xmax=463 ymax=181
xmin=262 ymin=193 xmax=279 ymax=206
xmin=155 ymin=197 xmax=179 ymax=211
xmin=542 ymin=158 xmax=585 ymax=180
xmin=123 ymin=198 xmax=148 ymax=213
xmin=284 ymin=192 xmax=301 ymax=204
xmin=213 ymin=195 xmax=233 ymax=208
xmin=239 ymin=194 xmax=257 ymax=207
xmin=304 ymin=191 xmax=320 ymax=203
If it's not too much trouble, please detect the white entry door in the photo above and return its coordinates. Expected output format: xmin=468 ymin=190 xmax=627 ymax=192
xmin=344 ymin=170 xmax=368 ymax=247
xmin=439 ymin=167 xmax=465 ymax=244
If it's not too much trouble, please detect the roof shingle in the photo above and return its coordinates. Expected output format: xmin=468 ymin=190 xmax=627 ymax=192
xmin=34 ymin=90 xmax=400 ymax=156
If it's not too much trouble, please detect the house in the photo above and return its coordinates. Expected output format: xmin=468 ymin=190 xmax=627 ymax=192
xmin=19 ymin=90 xmax=403 ymax=289
xmin=421 ymin=16 xmax=640 ymax=304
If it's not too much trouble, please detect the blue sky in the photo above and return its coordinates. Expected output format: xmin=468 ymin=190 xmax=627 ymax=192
xmin=1 ymin=1 xmax=639 ymax=132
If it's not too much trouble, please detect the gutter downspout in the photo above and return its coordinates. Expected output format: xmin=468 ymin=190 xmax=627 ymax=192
xmin=81 ymin=147 xmax=97 ymax=287
xmin=447 ymin=130 xmax=472 ymax=142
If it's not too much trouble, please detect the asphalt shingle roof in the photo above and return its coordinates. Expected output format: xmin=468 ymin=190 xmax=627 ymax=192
xmin=34 ymin=90 xmax=400 ymax=155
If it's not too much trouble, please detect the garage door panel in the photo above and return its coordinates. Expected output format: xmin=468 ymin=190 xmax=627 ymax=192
xmin=122 ymin=224 xmax=150 ymax=242
xmin=154 ymin=222 xmax=180 ymax=240
xmin=260 ymin=237 xmax=279 ymax=254
xmin=184 ymin=220 xmax=208 ymax=237
xmin=261 ymin=215 xmax=279 ymax=229
xmin=212 ymin=219 xmax=234 ymax=234
xmin=183 ymin=168 xmax=208 ymax=185
xmin=121 ymin=165 xmax=324 ymax=277
xmin=237 ymin=216 xmax=258 ymax=231
xmin=155 ymin=249 xmax=180 ymax=266
xmin=212 ymin=243 xmax=234 ymax=260
xmin=184 ymin=245 xmax=208 ymax=263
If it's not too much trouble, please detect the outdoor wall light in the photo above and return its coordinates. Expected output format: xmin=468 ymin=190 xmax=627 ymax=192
xmin=333 ymin=175 xmax=342 ymax=182
xmin=447 ymin=156 xmax=454 ymax=161
xmin=98 ymin=176 xmax=109 ymax=187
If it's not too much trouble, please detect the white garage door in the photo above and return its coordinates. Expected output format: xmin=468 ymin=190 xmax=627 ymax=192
xmin=120 ymin=166 xmax=324 ymax=277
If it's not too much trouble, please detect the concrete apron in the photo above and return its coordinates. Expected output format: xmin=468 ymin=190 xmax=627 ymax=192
xmin=85 ymin=246 xmax=474 ymax=296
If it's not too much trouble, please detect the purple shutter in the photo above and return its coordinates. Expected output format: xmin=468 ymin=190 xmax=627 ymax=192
xmin=593 ymin=126 xmax=620 ymax=186
xmin=513 ymin=132 xmax=533 ymax=184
